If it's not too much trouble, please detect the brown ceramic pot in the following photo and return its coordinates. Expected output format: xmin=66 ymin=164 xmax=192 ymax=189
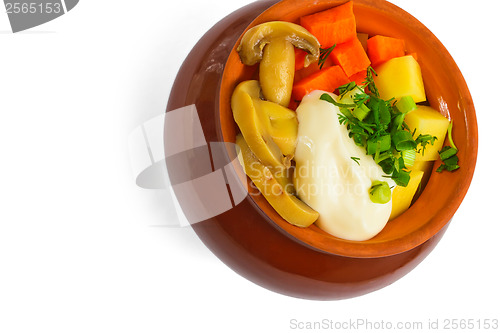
xmin=165 ymin=0 xmax=477 ymax=300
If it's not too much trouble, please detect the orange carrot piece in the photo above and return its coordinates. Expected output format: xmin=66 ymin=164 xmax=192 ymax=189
xmin=300 ymin=1 xmax=356 ymax=48
xmin=295 ymin=49 xmax=307 ymax=71
xmin=292 ymin=65 xmax=349 ymax=101
xmin=366 ymin=35 xmax=406 ymax=67
xmin=348 ymin=70 xmax=366 ymax=86
xmin=409 ymin=52 xmax=418 ymax=62
xmin=329 ymin=38 xmax=371 ymax=77
xmin=294 ymin=57 xmax=333 ymax=83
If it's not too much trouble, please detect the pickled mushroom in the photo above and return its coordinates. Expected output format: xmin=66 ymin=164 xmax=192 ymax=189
xmin=237 ymin=21 xmax=320 ymax=107
xmin=236 ymin=134 xmax=319 ymax=227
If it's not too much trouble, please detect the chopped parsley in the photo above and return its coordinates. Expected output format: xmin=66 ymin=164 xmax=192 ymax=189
xmin=319 ymin=67 xmax=439 ymax=187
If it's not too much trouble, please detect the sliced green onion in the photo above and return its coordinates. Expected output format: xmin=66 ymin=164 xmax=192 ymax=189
xmin=439 ymin=146 xmax=458 ymax=161
xmin=392 ymin=130 xmax=417 ymax=151
xmin=401 ymin=149 xmax=416 ymax=168
xmin=445 ymin=164 xmax=460 ymax=172
xmin=437 ymin=164 xmax=459 ymax=172
xmin=395 ymin=96 xmax=417 ymax=114
xmin=378 ymin=100 xmax=392 ymax=126
xmin=435 ymin=121 xmax=459 ymax=173
xmin=437 ymin=155 xmax=460 ymax=173
xmin=375 ymin=151 xmax=392 ymax=164
xmin=436 ymin=121 xmax=459 ymax=173
xmin=391 ymin=112 xmax=405 ymax=132
xmin=369 ymin=181 xmax=392 ymax=204
xmin=394 ymin=156 xmax=405 ymax=173
xmin=443 ymin=155 xmax=458 ymax=167
xmin=447 ymin=120 xmax=457 ymax=150
xmin=391 ymin=169 xmax=411 ymax=187
xmin=339 ymin=93 xmax=354 ymax=106
xmin=367 ymin=134 xmax=391 ymax=155
xmin=366 ymin=139 xmax=377 ymax=155
xmin=353 ymin=103 xmax=371 ymax=121
xmin=378 ymin=134 xmax=392 ymax=152
xmin=378 ymin=159 xmax=394 ymax=175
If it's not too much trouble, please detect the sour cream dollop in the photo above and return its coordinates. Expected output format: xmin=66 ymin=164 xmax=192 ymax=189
xmin=293 ymin=90 xmax=395 ymax=241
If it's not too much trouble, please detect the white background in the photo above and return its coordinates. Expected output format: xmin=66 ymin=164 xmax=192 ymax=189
xmin=0 ymin=1 xmax=498 ymax=332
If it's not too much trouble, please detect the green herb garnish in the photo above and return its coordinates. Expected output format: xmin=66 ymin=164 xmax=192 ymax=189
xmin=351 ymin=156 xmax=361 ymax=165
xmin=338 ymin=81 xmax=358 ymax=96
xmin=318 ymin=44 xmax=336 ymax=69
xmin=437 ymin=121 xmax=460 ymax=172
xmin=362 ymin=66 xmax=380 ymax=97
xmin=319 ymin=67 xmax=437 ymax=196
xmin=320 ymin=93 xmax=356 ymax=108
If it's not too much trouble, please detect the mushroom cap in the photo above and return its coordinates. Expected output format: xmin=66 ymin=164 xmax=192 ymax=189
xmin=237 ymin=21 xmax=320 ymax=67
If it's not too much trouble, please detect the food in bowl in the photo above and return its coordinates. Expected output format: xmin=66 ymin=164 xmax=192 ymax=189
xmin=231 ymin=1 xmax=459 ymax=241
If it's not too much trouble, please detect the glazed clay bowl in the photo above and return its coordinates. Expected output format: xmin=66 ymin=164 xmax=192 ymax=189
xmin=166 ymin=0 xmax=477 ymax=299
xmin=220 ymin=0 xmax=477 ymax=257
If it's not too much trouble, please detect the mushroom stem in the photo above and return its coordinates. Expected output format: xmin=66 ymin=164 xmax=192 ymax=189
xmin=260 ymin=37 xmax=295 ymax=107
xmin=237 ymin=21 xmax=320 ymax=107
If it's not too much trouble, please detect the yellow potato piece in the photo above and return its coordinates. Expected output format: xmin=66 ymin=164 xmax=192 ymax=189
xmin=374 ymin=55 xmax=426 ymax=103
xmin=390 ymin=169 xmax=424 ymax=220
xmin=236 ymin=134 xmax=319 ymax=227
xmin=405 ymin=105 xmax=450 ymax=161
xmin=410 ymin=160 xmax=434 ymax=188
xmin=411 ymin=160 xmax=433 ymax=173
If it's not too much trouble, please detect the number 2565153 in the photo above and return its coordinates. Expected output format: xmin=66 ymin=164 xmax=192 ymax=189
xmin=5 ymin=2 xmax=62 ymax=14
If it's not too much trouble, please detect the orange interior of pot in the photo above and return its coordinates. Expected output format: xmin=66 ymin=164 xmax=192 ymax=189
xmin=219 ymin=0 xmax=477 ymax=258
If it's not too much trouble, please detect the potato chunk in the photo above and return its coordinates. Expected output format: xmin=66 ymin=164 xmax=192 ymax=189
xmin=390 ymin=170 xmax=424 ymax=220
xmin=410 ymin=160 xmax=434 ymax=189
xmin=405 ymin=105 xmax=450 ymax=161
xmin=374 ymin=55 xmax=426 ymax=103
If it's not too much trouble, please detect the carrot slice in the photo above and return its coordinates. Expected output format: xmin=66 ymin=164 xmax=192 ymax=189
xmin=299 ymin=1 xmax=356 ymax=48
xmin=348 ymin=70 xmax=367 ymax=86
xmin=295 ymin=49 xmax=307 ymax=71
xmin=367 ymin=35 xmax=406 ymax=67
xmin=329 ymin=38 xmax=371 ymax=77
xmin=292 ymin=65 xmax=349 ymax=101
xmin=294 ymin=57 xmax=333 ymax=83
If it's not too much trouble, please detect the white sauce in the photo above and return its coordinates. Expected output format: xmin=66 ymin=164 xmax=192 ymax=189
xmin=293 ymin=90 xmax=395 ymax=241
